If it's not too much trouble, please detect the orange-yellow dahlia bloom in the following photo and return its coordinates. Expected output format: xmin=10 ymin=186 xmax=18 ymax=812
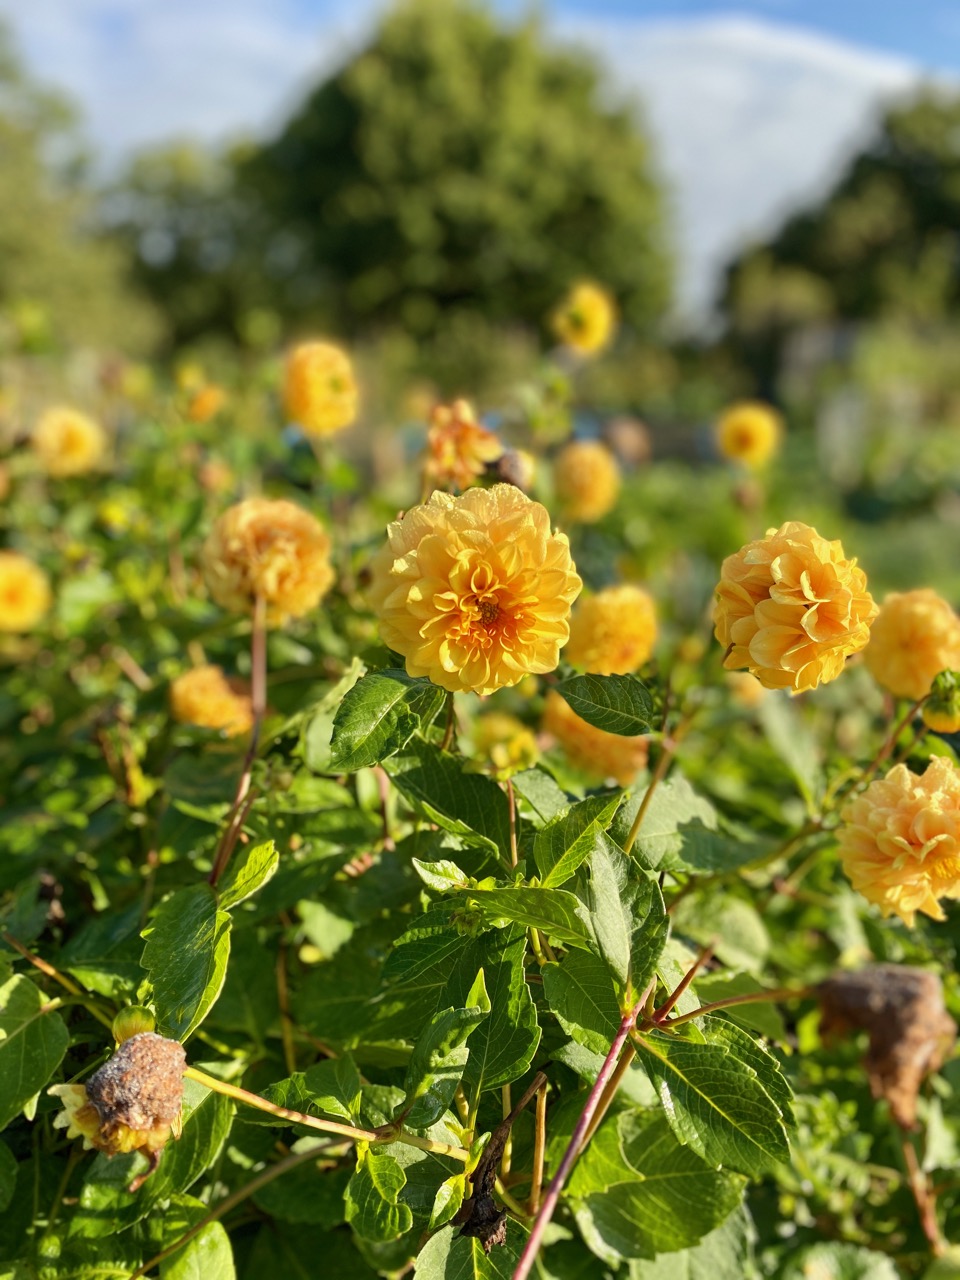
xmin=553 ymin=440 xmax=621 ymax=523
xmin=837 ymin=756 xmax=960 ymax=925
xmin=864 ymin=589 xmax=960 ymax=701
xmin=715 ymin=401 xmax=783 ymax=469
xmin=202 ymin=497 xmax=335 ymax=625
xmin=170 ymin=664 xmax=254 ymax=737
xmin=368 ymin=484 xmax=582 ymax=696
xmin=713 ymin=521 xmax=877 ymax=693
xmin=283 ymin=341 xmax=358 ymax=436
xmin=186 ymin=384 xmax=227 ymax=424
xmin=565 ymin=584 xmax=657 ymax=675
xmin=542 ymin=690 xmax=648 ymax=787
xmin=551 ymin=282 xmax=617 ymax=356
xmin=424 ymin=399 xmax=502 ymax=492
xmin=0 ymin=551 xmax=51 ymax=631
xmin=32 ymin=406 xmax=106 ymax=477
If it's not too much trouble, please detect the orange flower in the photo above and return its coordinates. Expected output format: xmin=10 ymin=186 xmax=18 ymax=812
xmin=202 ymin=497 xmax=335 ymax=625
xmin=186 ymin=384 xmax=227 ymax=423
xmin=542 ymin=690 xmax=648 ymax=787
xmin=32 ymin=407 xmax=106 ymax=476
xmin=551 ymin=282 xmax=617 ymax=356
xmin=283 ymin=341 xmax=357 ymax=436
xmin=553 ymin=440 xmax=621 ymax=523
xmin=713 ymin=521 xmax=877 ymax=693
xmin=170 ymin=665 xmax=254 ymax=737
xmin=837 ymin=756 xmax=960 ymax=925
xmin=715 ymin=401 xmax=783 ymax=469
xmin=0 ymin=551 xmax=51 ymax=631
xmin=423 ymin=399 xmax=502 ymax=492
xmin=368 ymin=485 xmax=581 ymax=696
xmin=864 ymin=589 xmax=960 ymax=701
xmin=564 ymin=585 xmax=657 ymax=674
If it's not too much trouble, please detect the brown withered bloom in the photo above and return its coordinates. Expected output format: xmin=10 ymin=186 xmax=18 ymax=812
xmin=818 ymin=966 xmax=956 ymax=1129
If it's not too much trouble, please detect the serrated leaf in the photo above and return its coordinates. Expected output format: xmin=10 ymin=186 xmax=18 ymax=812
xmin=256 ymin=1055 xmax=363 ymax=1129
xmin=330 ymin=669 xmax=446 ymax=771
xmin=400 ymin=970 xmax=490 ymax=1128
xmin=345 ymin=1147 xmax=414 ymax=1242
xmin=543 ymin=950 xmax=622 ymax=1054
xmin=699 ymin=1017 xmax=794 ymax=1129
xmin=555 ymin=673 xmax=656 ymax=736
xmin=0 ymin=972 xmax=69 ymax=1130
xmin=412 ymin=858 xmax=472 ymax=893
xmin=613 ymin=776 xmax=766 ymax=874
xmin=413 ymin=1216 xmax=529 ymax=1277
xmin=459 ymin=887 xmax=593 ymax=949
xmin=428 ymin=1172 xmax=467 ymax=1230
xmin=218 ymin=840 xmax=278 ymax=911
xmin=627 ymin=1204 xmax=757 ymax=1278
xmin=511 ymin=767 xmax=570 ymax=826
xmin=534 ymin=792 xmax=623 ymax=887
xmin=585 ymin=838 xmax=668 ymax=1008
xmin=300 ymin=658 xmax=365 ymax=773
xmin=140 ymin=885 xmax=232 ymax=1042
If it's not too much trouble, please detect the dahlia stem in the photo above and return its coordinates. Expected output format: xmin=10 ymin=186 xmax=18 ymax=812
xmin=642 ymin=985 xmax=811 ymax=1031
xmin=901 ymin=1130 xmax=945 ymax=1257
xmin=440 ymin=692 xmax=456 ymax=752
xmin=2 ymin=933 xmax=114 ymax=1031
xmin=861 ymin=695 xmax=927 ymax=788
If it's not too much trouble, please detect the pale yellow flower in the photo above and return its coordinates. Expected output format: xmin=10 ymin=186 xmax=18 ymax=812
xmin=713 ymin=521 xmax=877 ymax=693
xmin=32 ymin=407 xmax=106 ymax=477
xmin=471 ymin=712 xmax=539 ymax=776
xmin=837 ymin=756 xmax=960 ymax=925
xmin=423 ymin=399 xmax=502 ymax=492
xmin=202 ymin=497 xmax=335 ymax=625
xmin=715 ymin=401 xmax=783 ymax=469
xmin=553 ymin=440 xmax=621 ymax=523
xmin=542 ymin=690 xmax=648 ymax=787
xmin=283 ymin=341 xmax=358 ymax=436
xmin=864 ymin=589 xmax=960 ymax=701
xmin=368 ymin=484 xmax=581 ymax=696
xmin=0 ymin=551 xmax=51 ymax=631
xmin=170 ymin=664 xmax=254 ymax=737
xmin=551 ymin=282 xmax=617 ymax=356
xmin=565 ymin=585 xmax=657 ymax=675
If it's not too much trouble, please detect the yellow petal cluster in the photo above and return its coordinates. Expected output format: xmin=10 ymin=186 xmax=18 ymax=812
xmin=565 ymin=584 xmax=657 ymax=675
xmin=713 ymin=521 xmax=877 ymax=693
xmin=32 ymin=406 xmax=106 ymax=477
xmin=864 ymin=589 xmax=960 ymax=701
xmin=551 ymin=281 xmax=617 ymax=356
xmin=424 ymin=399 xmax=502 ymax=492
xmin=715 ymin=401 xmax=783 ymax=469
xmin=186 ymin=384 xmax=227 ymax=423
xmin=542 ymin=690 xmax=648 ymax=787
xmin=202 ymin=497 xmax=335 ymax=625
xmin=368 ymin=484 xmax=582 ymax=696
xmin=0 ymin=551 xmax=51 ymax=631
xmin=170 ymin=664 xmax=254 ymax=737
xmin=283 ymin=341 xmax=358 ymax=436
xmin=553 ymin=440 xmax=621 ymax=523
xmin=837 ymin=756 xmax=960 ymax=925
xmin=471 ymin=712 xmax=540 ymax=776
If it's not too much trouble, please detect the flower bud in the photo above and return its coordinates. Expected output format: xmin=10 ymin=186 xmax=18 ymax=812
xmin=922 ymin=670 xmax=960 ymax=735
xmin=112 ymin=1006 xmax=156 ymax=1044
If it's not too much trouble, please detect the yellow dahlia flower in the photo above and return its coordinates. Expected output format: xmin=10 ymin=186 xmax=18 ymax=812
xmin=565 ymin=584 xmax=657 ymax=675
xmin=471 ymin=712 xmax=540 ymax=776
xmin=186 ymin=384 xmax=227 ymax=424
xmin=715 ymin=401 xmax=783 ymax=469
xmin=170 ymin=664 xmax=254 ymax=737
xmin=713 ymin=521 xmax=877 ymax=693
xmin=283 ymin=341 xmax=358 ymax=436
xmin=32 ymin=406 xmax=106 ymax=477
xmin=424 ymin=399 xmax=502 ymax=492
xmin=837 ymin=756 xmax=960 ymax=925
xmin=553 ymin=440 xmax=621 ymax=523
xmin=0 ymin=551 xmax=51 ymax=631
xmin=551 ymin=282 xmax=617 ymax=356
xmin=864 ymin=589 xmax=960 ymax=701
xmin=542 ymin=690 xmax=648 ymax=787
xmin=368 ymin=484 xmax=582 ymax=696
xmin=202 ymin=497 xmax=335 ymax=625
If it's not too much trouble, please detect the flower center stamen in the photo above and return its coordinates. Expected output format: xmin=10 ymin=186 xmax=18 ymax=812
xmin=478 ymin=599 xmax=501 ymax=630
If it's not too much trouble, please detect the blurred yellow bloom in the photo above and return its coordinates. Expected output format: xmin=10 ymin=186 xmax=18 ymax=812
xmin=283 ymin=341 xmax=358 ymax=436
xmin=368 ymin=484 xmax=581 ymax=696
xmin=170 ymin=664 xmax=254 ymax=737
xmin=565 ymin=584 xmax=657 ymax=675
xmin=837 ymin=756 xmax=960 ymax=925
xmin=471 ymin=712 xmax=539 ymax=776
xmin=202 ymin=497 xmax=335 ymax=625
xmin=553 ymin=439 xmax=621 ymax=523
xmin=32 ymin=407 xmax=106 ymax=477
xmin=0 ymin=551 xmax=51 ymax=631
xmin=187 ymin=384 xmax=228 ymax=423
xmin=713 ymin=521 xmax=876 ymax=693
xmin=725 ymin=671 xmax=769 ymax=707
xmin=542 ymin=690 xmax=648 ymax=787
xmin=424 ymin=399 xmax=502 ymax=492
xmin=551 ymin=282 xmax=617 ymax=356
xmin=715 ymin=401 xmax=783 ymax=469
xmin=864 ymin=589 xmax=960 ymax=701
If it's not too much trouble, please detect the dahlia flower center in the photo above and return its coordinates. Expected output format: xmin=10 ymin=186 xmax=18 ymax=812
xmin=478 ymin=599 xmax=501 ymax=629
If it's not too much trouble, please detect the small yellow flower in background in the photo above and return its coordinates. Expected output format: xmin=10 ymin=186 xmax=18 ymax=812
xmin=553 ymin=439 xmax=621 ymax=523
xmin=725 ymin=670 xmax=769 ymax=708
xmin=186 ymin=384 xmax=228 ymax=424
xmin=564 ymin=584 xmax=657 ymax=675
xmin=283 ymin=341 xmax=358 ymax=436
xmin=542 ymin=690 xmax=648 ymax=787
xmin=202 ymin=497 xmax=335 ymax=626
xmin=837 ymin=755 xmax=960 ymax=925
xmin=551 ymin=281 xmax=617 ymax=356
xmin=368 ymin=484 xmax=582 ymax=696
xmin=170 ymin=665 xmax=254 ymax=737
xmin=864 ymin=588 xmax=960 ymax=701
xmin=423 ymin=399 xmax=502 ymax=492
xmin=175 ymin=361 xmax=205 ymax=393
xmin=0 ymin=551 xmax=51 ymax=631
xmin=923 ymin=671 xmax=960 ymax=734
xmin=715 ymin=401 xmax=783 ymax=469
xmin=471 ymin=712 xmax=540 ymax=776
xmin=32 ymin=407 xmax=106 ymax=477
xmin=713 ymin=521 xmax=877 ymax=693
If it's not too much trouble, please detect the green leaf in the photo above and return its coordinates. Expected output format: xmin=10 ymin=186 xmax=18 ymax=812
xmin=555 ymin=673 xmax=656 ymax=736
xmin=161 ymin=1215 xmax=235 ymax=1280
xmin=543 ymin=950 xmax=622 ymax=1055
xmin=0 ymin=1139 xmax=16 ymax=1213
xmin=757 ymin=694 xmax=823 ymax=808
xmin=300 ymin=658 xmax=365 ymax=773
xmin=412 ymin=858 xmax=472 ymax=893
xmin=627 ymin=1204 xmax=756 ymax=1278
xmin=330 ymin=669 xmax=447 ymax=771
xmin=345 ymin=1147 xmax=414 ymax=1242
xmin=413 ymin=1216 xmax=529 ymax=1278
xmin=0 ymin=972 xmax=69 ymax=1130
xmin=400 ymin=970 xmax=490 ymax=1128
xmin=511 ymin=767 xmax=570 ymax=826
xmin=585 ymin=838 xmax=668 ymax=1007
xmin=459 ymin=887 xmax=593 ymax=949
xmin=257 ymin=1055 xmax=363 ymax=1127
xmin=429 ymin=1173 xmax=467 ymax=1230
xmin=613 ymin=777 xmax=765 ymax=874
xmin=534 ymin=792 xmax=623 ymax=887
xmin=141 ymin=884 xmax=232 ymax=1042
xmin=699 ymin=1017 xmax=795 ymax=1129
xmin=670 ymin=894 xmax=769 ymax=975
xmin=252 ymin=1141 xmax=351 ymax=1225
xmin=217 ymin=840 xmax=279 ymax=911
xmin=693 ymin=974 xmax=787 ymax=1041
xmin=59 ymin=903 xmax=144 ymax=999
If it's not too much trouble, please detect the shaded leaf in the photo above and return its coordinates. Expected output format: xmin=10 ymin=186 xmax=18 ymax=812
xmin=0 ymin=972 xmax=69 ymax=1130
xmin=400 ymin=970 xmax=490 ymax=1128
xmin=141 ymin=885 xmax=232 ymax=1042
xmin=257 ymin=1055 xmax=363 ymax=1127
xmin=555 ymin=674 xmax=657 ymax=736
xmin=613 ymin=777 xmax=765 ymax=874
xmin=345 ymin=1147 xmax=414 ymax=1242
xmin=330 ymin=669 xmax=446 ymax=771
xmin=584 ymin=838 xmax=668 ymax=1008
